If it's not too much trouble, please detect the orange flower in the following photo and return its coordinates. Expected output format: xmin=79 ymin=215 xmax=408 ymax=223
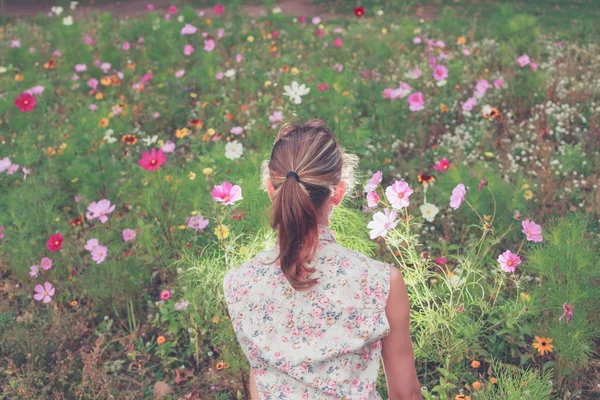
xmin=383 ymin=157 xmax=392 ymax=164
xmin=471 ymin=360 xmax=480 ymax=368
xmin=472 ymin=381 xmax=481 ymax=391
xmin=156 ymin=336 xmax=166 ymax=345
xmin=455 ymin=396 xmax=470 ymax=400
xmin=99 ymin=118 xmax=109 ymax=128
xmin=225 ymin=112 xmax=233 ymax=121
xmin=216 ymin=362 xmax=224 ymax=370
xmin=71 ymin=216 xmax=84 ymax=227
xmin=281 ymin=65 xmax=290 ymax=73
xmin=240 ymin=104 xmax=248 ymax=112
xmin=44 ymin=59 xmax=56 ymax=69
xmin=188 ymin=119 xmax=203 ymax=129
xmin=440 ymin=103 xmax=449 ymax=113
xmin=202 ymin=133 xmax=212 ymax=142
xmin=212 ymin=316 xmax=220 ymax=323
xmin=127 ymin=63 xmax=136 ymax=70
xmin=175 ymin=127 xmax=191 ymax=139
xmin=121 ymin=134 xmax=138 ymax=145
xmin=95 ymin=92 xmax=104 ymax=100
xmin=490 ymin=377 xmax=498 ymax=384
xmin=533 ymin=336 xmax=554 ymax=355
xmin=457 ymin=36 xmax=467 ymax=45
xmin=15 ymin=74 xmax=24 ymax=81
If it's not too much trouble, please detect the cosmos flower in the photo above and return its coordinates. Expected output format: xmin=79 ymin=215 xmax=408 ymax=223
xmin=34 ymin=282 xmax=55 ymax=303
xmin=522 ymin=220 xmax=543 ymax=242
xmin=367 ymin=208 xmax=398 ymax=239
xmin=212 ymin=182 xmax=243 ymax=205
xmin=385 ymin=181 xmax=413 ymax=209
xmin=497 ymin=250 xmax=521 ymax=272
xmin=283 ymin=81 xmax=310 ymax=104
xmin=449 ymin=184 xmax=466 ymax=210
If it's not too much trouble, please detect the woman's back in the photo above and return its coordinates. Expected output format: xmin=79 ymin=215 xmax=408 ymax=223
xmin=223 ymin=224 xmax=391 ymax=399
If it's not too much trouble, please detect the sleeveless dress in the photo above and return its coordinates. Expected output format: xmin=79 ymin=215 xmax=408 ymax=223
xmin=223 ymin=224 xmax=392 ymax=400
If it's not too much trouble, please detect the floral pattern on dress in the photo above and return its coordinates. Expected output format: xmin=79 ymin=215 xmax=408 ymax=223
xmin=223 ymin=224 xmax=392 ymax=399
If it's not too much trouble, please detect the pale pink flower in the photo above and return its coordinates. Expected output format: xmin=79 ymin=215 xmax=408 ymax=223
xmin=462 ymin=97 xmax=477 ymax=112
xmin=433 ymin=65 xmax=448 ymax=81
xmin=40 ymin=257 xmax=53 ymax=270
xmin=497 ymin=250 xmax=521 ymax=272
xmin=161 ymin=140 xmax=176 ymax=153
xmin=175 ymin=69 xmax=185 ymax=78
xmin=86 ymin=199 xmax=116 ymax=223
xmin=121 ymin=42 xmax=130 ymax=51
xmin=89 ymin=104 xmax=98 ymax=111
xmin=100 ymin=62 xmax=111 ymax=73
xmin=367 ymin=192 xmax=380 ymax=208
xmin=462 ymin=48 xmax=471 ymax=56
xmin=204 ymin=39 xmax=215 ymax=52
xmin=212 ymin=182 xmax=243 ymax=205
xmin=435 ymin=40 xmax=445 ymax=48
xmin=88 ymin=78 xmax=99 ymax=90
xmin=217 ymin=28 xmax=225 ymax=38
xmin=312 ymin=17 xmax=321 ymax=25
xmin=236 ymin=53 xmax=243 ymax=63
xmin=385 ymin=181 xmax=413 ymax=209
xmin=26 ymin=86 xmax=45 ymax=96
xmin=184 ymin=44 xmax=194 ymax=56
xmin=475 ymin=79 xmax=489 ymax=98
xmin=7 ymin=164 xmax=19 ymax=175
xmin=0 ymin=157 xmax=11 ymax=173
xmin=333 ymin=63 xmax=343 ymax=72
xmin=215 ymin=71 xmax=224 ymax=80
xmin=230 ymin=126 xmax=243 ymax=135
xmin=186 ymin=215 xmax=209 ymax=232
xmin=517 ymin=54 xmax=530 ymax=67
xmin=85 ymin=238 xmax=99 ymax=252
xmin=522 ymin=220 xmax=543 ymax=242
xmin=34 ymin=282 xmax=55 ymax=303
xmin=407 ymin=92 xmax=424 ymax=111
xmin=364 ymin=171 xmax=382 ymax=193
xmin=493 ymin=78 xmax=504 ymax=88
xmin=122 ymin=229 xmax=136 ymax=242
xmin=367 ymin=208 xmax=398 ymax=239
xmin=180 ymin=24 xmax=197 ymax=35
xmin=152 ymin=112 xmax=160 ymax=119
xmin=530 ymin=62 xmax=538 ymax=71
xmin=413 ymin=37 xmax=421 ymax=44
xmin=269 ymin=111 xmax=283 ymax=130
xmin=22 ymin=167 xmax=31 ymax=180
xmin=75 ymin=64 xmax=87 ymax=72
xmin=30 ymin=265 xmax=39 ymax=277
xmin=449 ymin=183 xmax=466 ymax=210
xmin=91 ymin=245 xmax=108 ymax=264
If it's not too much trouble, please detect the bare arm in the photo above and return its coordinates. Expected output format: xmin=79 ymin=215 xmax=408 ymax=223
xmin=249 ymin=368 xmax=260 ymax=400
xmin=382 ymin=265 xmax=422 ymax=400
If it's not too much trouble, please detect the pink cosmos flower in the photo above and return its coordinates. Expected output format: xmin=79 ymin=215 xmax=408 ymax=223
xmin=14 ymin=93 xmax=36 ymax=112
xmin=385 ymin=181 xmax=413 ymax=209
xmin=145 ymin=4 xmax=154 ymax=11
xmin=204 ymin=39 xmax=215 ymax=52
xmin=364 ymin=171 xmax=382 ymax=193
xmin=333 ymin=37 xmax=343 ymax=47
xmin=89 ymin=104 xmax=98 ymax=111
xmin=100 ymin=62 xmax=111 ymax=73
xmin=74 ymin=64 xmax=87 ymax=72
xmin=298 ymin=16 xmax=306 ymax=24
xmin=161 ymin=140 xmax=176 ymax=153
xmin=10 ymin=40 xmax=21 ymax=48
xmin=269 ymin=111 xmax=283 ymax=130
xmin=433 ymin=65 xmax=448 ymax=81
xmin=91 ymin=245 xmax=107 ymax=264
xmin=7 ymin=164 xmax=19 ymax=174
xmin=186 ymin=215 xmax=209 ymax=232
xmin=413 ymin=37 xmax=421 ymax=44
xmin=236 ymin=53 xmax=243 ymax=63
xmin=312 ymin=17 xmax=321 ymax=25
xmin=34 ymin=282 xmax=55 ymax=303
xmin=86 ymin=199 xmax=116 ymax=223
xmin=85 ymin=238 xmax=99 ymax=252
xmin=271 ymin=30 xmax=279 ymax=39
xmin=88 ymin=78 xmax=98 ymax=90
xmin=23 ymin=167 xmax=31 ymax=180
xmin=475 ymin=79 xmax=489 ymax=98
xmin=0 ymin=225 xmax=4 ymax=239
xmin=318 ymin=83 xmax=329 ymax=92
xmin=215 ymin=71 xmax=224 ymax=80
xmin=530 ymin=62 xmax=538 ymax=71
xmin=435 ymin=40 xmax=445 ymax=48
xmin=138 ymin=148 xmax=167 ymax=172
xmin=175 ymin=69 xmax=185 ymax=78
xmin=556 ymin=41 xmax=563 ymax=47
xmin=201 ymin=32 xmax=208 ymax=38
xmin=384 ymin=82 xmax=411 ymax=99
xmin=462 ymin=48 xmax=471 ymax=56
xmin=212 ymin=182 xmax=243 ymax=205
xmin=315 ymin=29 xmax=324 ymax=37
xmin=217 ymin=28 xmax=225 ymax=38
xmin=407 ymin=92 xmax=424 ymax=111
xmin=559 ymin=303 xmax=574 ymax=323
xmin=517 ymin=54 xmax=530 ymax=67
xmin=214 ymin=4 xmax=224 ymax=15
xmin=493 ymin=78 xmax=504 ymax=88
xmin=449 ymin=183 xmax=466 ymax=210
xmin=497 ymin=250 xmax=521 ymax=272
xmin=230 ymin=126 xmax=243 ymax=135
xmin=30 ymin=265 xmax=39 ymax=277
xmin=84 ymin=34 xmax=97 ymax=45
xmin=52 ymin=49 xmax=62 ymax=57
xmin=167 ymin=5 xmax=178 ymax=14
xmin=433 ymin=158 xmax=450 ymax=172
xmin=428 ymin=56 xmax=437 ymax=69
xmin=333 ymin=63 xmax=343 ymax=72
xmin=123 ymin=229 xmax=136 ymax=242
xmin=26 ymin=86 xmax=45 ymax=96
xmin=40 ymin=257 xmax=53 ymax=270
xmin=181 ymin=24 xmax=197 ymax=35
xmin=152 ymin=112 xmax=160 ymax=119
xmin=121 ymin=42 xmax=130 ymax=51
xmin=160 ymin=290 xmax=171 ymax=300
xmin=184 ymin=44 xmax=194 ymax=56
xmin=522 ymin=220 xmax=543 ymax=242
xmin=367 ymin=208 xmax=398 ymax=239
xmin=367 ymin=192 xmax=380 ymax=208
xmin=0 ymin=157 xmax=11 ymax=173
xmin=462 ymin=97 xmax=477 ymax=112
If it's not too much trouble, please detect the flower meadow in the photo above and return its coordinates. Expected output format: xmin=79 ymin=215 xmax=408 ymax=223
xmin=1 ymin=2 xmax=600 ymax=399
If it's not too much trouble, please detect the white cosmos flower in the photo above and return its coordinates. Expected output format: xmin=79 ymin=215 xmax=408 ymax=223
xmin=51 ymin=6 xmax=64 ymax=15
xmin=283 ymin=81 xmax=310 ymax=104
xmin=63 ymin=16 xmax=74 ymax=26
xmin=481 ymin=104 xmax=493 ymax=116
xmin=70 ymin=1 xmax=79 ymax=10
xmin=224 ymin=69 xmax=236 ymax=78
xmin=420 ymin=203 xmax=439 ymax=222
xmin=225 ymin=140 xmax=243 ymax=160
xmin=142 ymin=135 xmax=158 ymax=146
xmin=272 ymin=7 xmax=282 ymax=14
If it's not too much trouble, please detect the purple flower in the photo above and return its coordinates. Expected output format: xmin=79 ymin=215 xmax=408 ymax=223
xmin=449 ymin=184 xmax=466 ymax=210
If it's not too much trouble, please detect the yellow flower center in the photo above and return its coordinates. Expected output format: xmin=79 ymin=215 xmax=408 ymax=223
xmin=398 ymin=193 xmax=404 ymax=199
xmin=55 ymin=241 xmax=59 ymax=245
xmin=507 ymin=261 xmax=513 ymax=266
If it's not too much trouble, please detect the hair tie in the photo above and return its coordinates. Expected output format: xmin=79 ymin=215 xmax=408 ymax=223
xmin=286 ymin=171 xmax=300 ymax=182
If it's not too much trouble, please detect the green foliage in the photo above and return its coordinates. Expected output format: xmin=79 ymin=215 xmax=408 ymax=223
xmin=474 ymin=363 xmax=553 ymax=400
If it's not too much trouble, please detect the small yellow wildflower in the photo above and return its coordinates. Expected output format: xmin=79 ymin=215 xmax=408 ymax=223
xmin=521 ymin=184 xmax=530 ymax=190
xmin=203 ymin=167 xmax=213 ymax=175
xmin=291 ymin=67 xmax=299 ymax=75
xmin=381 ymin=28 xmax=388 ymax=34
xmin=520 ymin=292 xmax=532 ymax=302
xmin=523 ymin=190 xmax=533 ymax=200
xmin=206 ymin=128 xmax=215 ymax=136
xmin=264 ymin=80 xmax=272 ymax=87
xmin=175 ymin=127 xmax=191 ymax=139
xmin=247 ymin=35 xmax=254 ymax=42
xmin=189 ymin=171 xmax=196 ymax=180
xmin=215 ymin=224 xmax=229 ymax=240
xmin=532 ymin=336 xmax=554 ymax=355
xmin=484 ymin=152 xmax=494 ymax=158
xmin=71 ymin=300 xmax=78 ymax=307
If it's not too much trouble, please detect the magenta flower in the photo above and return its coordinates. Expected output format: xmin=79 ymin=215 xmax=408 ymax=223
xmin=88 ymin=78 xmax=98 ymax=90
xmin=449 ymin=183 xmax=466 ymax=210
xmin=91 ymin=245 xmax=108 ymax=264
xmin=29 ymin=265 xmax=39 ymax=277
xmin=160 ymin=290 xmax=171 ymax=300
xmin=385 ymin=181 xmax=413 ymax=209
xmin=367 ymin=192 xmax=380 ymax=208
xmin=367 ymin=208 xmax=398 ymax=239
xmin=364 ymin=171 xmax=383 ymax=193
xmin=85 ymin=238 xmax=99 ymax=252
xmin=493 ymin=78 xmax=504 ymax=88
xmin=138 ymin=148 xmax=167 ymax=171
xmin=184 ymin=44 xmax=194 ymax=56
xmin=34 ymin=282 xmax=55 ymax=303
xmin=40 ymin=257 xmax=53 ymax=270
xmin=530 ymin=62 xmax=538 ymax=71
xmin=180 ymin=24 xmax=197 ymax=35
xmin=407 ymin=92 xmax=425 ymax=111
xmin=497 ymin=250 xmax=521 ymax=272
xmin=517 ymin=54 xmax=530 ymax=67
xmin=318 ymin=83 xmax=330 ymax=92
xmin=333 ymin=37 xmax=343 ymax=47
xmin=168 ymin=5 xmax=178 ymax=14
xmin=86 ymin=199 xmax=116 ymax=223
xmin=186 ymin=215 xmax=209 ymax=232
xmin=204 ymin=39 xmax=215 ymax=52
xmin=214 ymin=4 xmax=224 ymax=15
xmin=212 ymin=182 xmax=243 ymax=205
xmin=0 ymin=225 xmax=3 ymax=239
xmin=433 ymin=65 xmax=448 ymax=81
xmin=434 ymin=256 xmax=447 ymax=265
xmin=522 ymin=220 xmax=543 ymax=242
xmin=558 ymin=303 xmax=574 ymax=323
xmin=433 ymin=158 xmax=450 ymax=172
xmin=123 ymin=229 xmax=136 ymax=242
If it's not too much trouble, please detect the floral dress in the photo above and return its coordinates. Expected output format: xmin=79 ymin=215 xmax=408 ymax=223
xmin=223 ymin=224 xmax=392 ymax=399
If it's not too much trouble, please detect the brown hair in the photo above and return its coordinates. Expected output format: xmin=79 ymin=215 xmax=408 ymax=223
xmin=261 ymin=119 xmax=358 ymax=291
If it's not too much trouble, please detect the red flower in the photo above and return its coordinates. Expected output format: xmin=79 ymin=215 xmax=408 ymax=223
xmin=138 ymin=148 xmax=166 ymax=171
xmin=232 ymin=208 xmax=247 ymax=220
xmin=354 ymin=6 xmax=365 ymax=17
xmin=47 ymin=233 xmax=64 ymax=252
xmin=317 ymin=83 xmax=330 ymax=92
xmin=15 ymin=92 xmax=37 ymax=112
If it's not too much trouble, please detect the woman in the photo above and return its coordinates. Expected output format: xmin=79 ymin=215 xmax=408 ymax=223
xmin=223 ymin=120 xmax=421 ymax=399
